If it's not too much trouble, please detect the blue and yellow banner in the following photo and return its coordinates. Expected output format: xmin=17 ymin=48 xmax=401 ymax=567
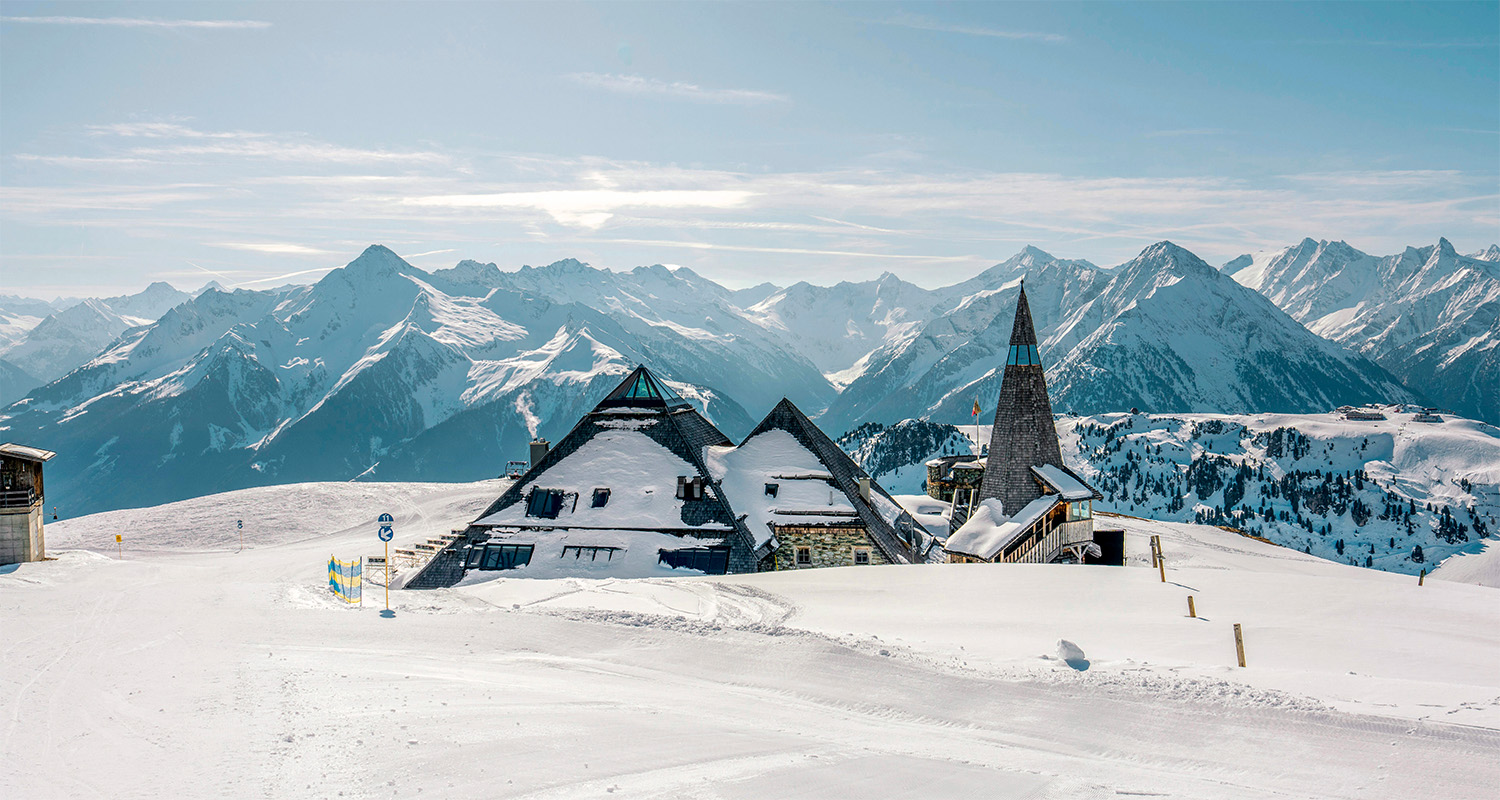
xmin=328 ymin=555 xmax=362 ymax=604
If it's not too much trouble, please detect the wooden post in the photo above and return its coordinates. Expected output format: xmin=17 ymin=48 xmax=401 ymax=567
xmin=1187 ymin=595 xmax=1196 ymax=618
xmin=1150 ymin=535 xmax=1159 ymax=568
xmin=1156 ymin=537 xmax=1166 ymax=583
xmin=1233 ymin=623 xmax=1246 ymax=667
xmin=1418 ymin=568 xmax=1426 ymax=586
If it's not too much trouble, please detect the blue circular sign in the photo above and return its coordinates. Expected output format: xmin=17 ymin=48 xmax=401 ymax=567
xmin=377 ymin=512 xmax=395 ymax=524
xmin=378 ymin=526 xmax=393 ymax=542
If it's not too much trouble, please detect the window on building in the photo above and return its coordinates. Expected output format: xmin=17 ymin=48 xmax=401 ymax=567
xmin=1006 ymin=344 xmax=1041 ymax=366
xmin=561 ymin=545 xmax=621 ymax=561
xmin=764 ymin=482 xmax=779 ymax=497
xmin=795 ymin=546 xmax=812 ymax=566
xmin=676 ymin=476 xmax=705 ymax=500
xmin=468 ymin=543 xmax=534 ymax=570
xmin=1067 ymin=500 xmax=1093 ymax=522
xmin=525 ymin=488 xmax=565 ymax=519
xmin=591 ymin=488 xmax=611 ymax=508
xmin=658 ymin=546 xmax=730 ymax=574
xmin=853 ymin=547 xmax=871 ymax=565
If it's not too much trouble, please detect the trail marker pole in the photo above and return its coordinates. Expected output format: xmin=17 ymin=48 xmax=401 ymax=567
xmin=237 ymin=519 xmax=244 ymax=553
xmin=1150 ymin=536 xmax=1159 ymax=569
xmin=1233 ymin=623 xmax=1246 ymax=668
xmin=1419 ymin=568 xmax=1426 ymax=586
xmin=115 ymin=533 xmax=122 ymax=559
xmin=1187 ymin=596 xmax=1196 ymax=618
xmin=1154 ymin=536 xmax=1166 ymax=583
xmin=377 ymin=513 xmax=395 ymax=612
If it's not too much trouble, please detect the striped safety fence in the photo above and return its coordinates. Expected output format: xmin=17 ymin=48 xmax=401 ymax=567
xmin=328 ymin=555 xmax=362 ymax=604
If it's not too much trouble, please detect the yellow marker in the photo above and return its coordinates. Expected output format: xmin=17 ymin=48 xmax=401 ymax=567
xmin=115 ymin=534 xmax=122 ymax=559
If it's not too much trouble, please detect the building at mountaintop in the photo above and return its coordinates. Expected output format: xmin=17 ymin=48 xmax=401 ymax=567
xmin=407 ymin=366 xmax=931 ymax=586
xmin=0 ymin=443 xmax=56 ymax=565
xmin=932 ymin=286 xmax=1121 ymax=565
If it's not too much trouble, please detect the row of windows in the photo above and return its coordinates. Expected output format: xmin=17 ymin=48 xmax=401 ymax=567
xmin=658 ymin=546 xmax=730 ymax=574
xmin=525 ymin=478 xmax=703 ymax=518
xmin=466 ymin=543 xmax=535 ymax=571
xmin=1066 ymin=500 xmax=1093 ymax=522
xmin=562 ymin=545 xmax=620 ymax=561
xmin=1006 ymin=344 xmax=1041 ymax=366
xmin=463 ymin=542 xmax=729 ymax=574
xmin=793 ymin=545 xmax=871 ymax=566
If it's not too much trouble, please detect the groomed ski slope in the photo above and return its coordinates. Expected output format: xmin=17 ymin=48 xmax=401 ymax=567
xmin=4 ymin=480 xmax=1498 ymax=799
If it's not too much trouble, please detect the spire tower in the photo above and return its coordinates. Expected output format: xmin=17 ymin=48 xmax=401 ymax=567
xmin=976 ymin=286 xmax=1065 ymax=515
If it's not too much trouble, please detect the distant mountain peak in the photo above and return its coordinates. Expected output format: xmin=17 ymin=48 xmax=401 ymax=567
xmin=345 ymin=244 xmax=412 ymax=278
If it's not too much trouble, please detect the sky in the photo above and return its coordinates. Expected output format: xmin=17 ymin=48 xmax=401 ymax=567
xmin=1 ymin=1 xmax=1496 ymax=297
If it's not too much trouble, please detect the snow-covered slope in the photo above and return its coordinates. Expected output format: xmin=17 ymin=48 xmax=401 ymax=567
xmin=5 ymin=480 xmax=1497 ymax=798
xmin=1230 ymin=238 xmax=1500 ymax=424
xmin=840 ymin=407 xmax=1500 ymax=580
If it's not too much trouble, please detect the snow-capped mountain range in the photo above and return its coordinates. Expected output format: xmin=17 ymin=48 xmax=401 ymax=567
xmin=1 ymin=237 xmax=1493 ymax=517
xmin=1223 ymin=237 xmax=1500 ymax=426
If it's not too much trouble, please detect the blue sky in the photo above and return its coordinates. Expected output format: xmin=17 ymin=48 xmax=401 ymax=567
xmin=2 ymin=1 xmax=1496 ymax=296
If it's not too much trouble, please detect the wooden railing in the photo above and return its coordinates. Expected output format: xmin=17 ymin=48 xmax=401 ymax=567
xmin=0 ymin=488 xmax=37 ymax=510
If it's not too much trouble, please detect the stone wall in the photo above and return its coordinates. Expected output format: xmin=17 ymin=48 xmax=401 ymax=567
xmin=0 ymin=504 xmax=44 ymax=565
xmin=766 ymin=523 xmax=890 ymax=570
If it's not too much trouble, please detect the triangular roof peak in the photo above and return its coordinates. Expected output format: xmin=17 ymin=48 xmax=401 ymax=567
xmin=594 ymin=365 xmax=690 ymax=411
xmin=1009 ymin=284 xmax=1039 ymax=347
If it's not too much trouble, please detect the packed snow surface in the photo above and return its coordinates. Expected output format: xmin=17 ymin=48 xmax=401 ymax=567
xmin=5 ymin=480 xmax=1499 ymax=798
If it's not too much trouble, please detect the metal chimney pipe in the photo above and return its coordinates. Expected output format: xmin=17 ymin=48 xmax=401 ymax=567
xmin=529 ymin=439 xmax=550 ymax=468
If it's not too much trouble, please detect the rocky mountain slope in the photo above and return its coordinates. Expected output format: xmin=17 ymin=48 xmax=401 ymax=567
xmin=1226 ymin=238 xmax=1500 ymax=424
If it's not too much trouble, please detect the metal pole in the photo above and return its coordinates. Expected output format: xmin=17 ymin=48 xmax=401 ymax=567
xmin=384 ymin=539 xmax=390 ymax=611
xmin=359 ymin=557 xmax=363 ymax=607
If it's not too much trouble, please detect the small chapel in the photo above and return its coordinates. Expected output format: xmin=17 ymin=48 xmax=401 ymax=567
xmin=935 ymin=286 xmax=1121 ymax=565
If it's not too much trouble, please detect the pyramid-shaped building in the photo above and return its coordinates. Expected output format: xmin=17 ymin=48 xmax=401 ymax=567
xmin=408 ymin=365 xmax=929 ymax=586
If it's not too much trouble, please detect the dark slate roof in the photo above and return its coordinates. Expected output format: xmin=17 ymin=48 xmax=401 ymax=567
xmin=977 ymin=286 xmax=1067 ymax=516
xmin=593 ymin=364 xmax=691 ymax=411
xmin=467 ymin=366 xmax=758 ymax=565
xmin=744 ymin=398 xmax=922 ymax=564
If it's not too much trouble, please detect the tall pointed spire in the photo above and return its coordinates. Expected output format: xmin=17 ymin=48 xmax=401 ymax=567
xmin=976 ymin=285 xmax=1065 ymax=515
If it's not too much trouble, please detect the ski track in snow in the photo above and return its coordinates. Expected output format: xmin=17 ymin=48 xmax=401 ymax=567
xmin=3 ymin=480 xmax=1499 ymax=798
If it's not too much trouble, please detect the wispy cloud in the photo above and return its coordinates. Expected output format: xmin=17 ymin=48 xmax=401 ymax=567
xmin=0 ymin=16 xmax=270 ymax=29
xmin=42 ymin=122 xmax=450 ymax=167
xmin=594 ymin=238 xmax=983 ymax=263
xmin=211 ymin=242 xmax=335 ymax=255
xmin=566 ymin=73 xmax=788 ymax=104
xmin=876 ymin=14 xmax=1067 ymax=43
xmin=404 ymin=248 xmax=458 ymax=258
xmin=403 ymin=188 xmax=756 ymax=228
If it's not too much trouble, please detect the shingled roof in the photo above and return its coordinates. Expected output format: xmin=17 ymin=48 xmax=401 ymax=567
xmin=976 ymin=286 xmax=1069 ymax=517
xmin=741 ymin=398 xmax=924 ymax=564
xmin=469 ymin=367 xmax=750 ymax=548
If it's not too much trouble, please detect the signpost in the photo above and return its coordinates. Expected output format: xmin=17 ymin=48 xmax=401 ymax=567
xmin=377 ymin=513 xmax=394 ymax=611
xmin=115 ymin=533 xmax=122 ymax=559
xmin=237 ymin=519 xmax=244 ymax=553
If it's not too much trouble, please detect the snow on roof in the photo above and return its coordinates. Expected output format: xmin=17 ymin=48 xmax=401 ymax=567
xmin=474 ymin=429 xmax=731 ymax=531
xmin=1032 ymin=464 xmax=1095 ymax=501
xmin=706 ymin=429 xmax=855 ymax=550
xmin=0 ymin=443 xmax=56 ymax=462
xmin=945 ymin=495 xmax=1059 ymax=561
